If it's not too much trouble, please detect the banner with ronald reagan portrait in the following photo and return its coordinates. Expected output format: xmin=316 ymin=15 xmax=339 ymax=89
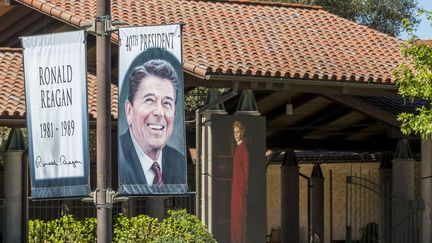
xmin=117 ymin=24 xmax=187 ymax=195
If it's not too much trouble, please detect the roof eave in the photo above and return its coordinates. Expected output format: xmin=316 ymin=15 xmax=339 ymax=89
xmin=202 ymin=74 xmax=398 ymax=96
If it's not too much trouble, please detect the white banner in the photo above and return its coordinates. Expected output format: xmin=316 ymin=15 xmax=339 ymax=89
xmin=119 ymin=25 xmax=182 ymax=80
xmin=118 ymin=24 xmax=187 ymax=195
xmin=22 ymin=31 xmax=89 ymax=198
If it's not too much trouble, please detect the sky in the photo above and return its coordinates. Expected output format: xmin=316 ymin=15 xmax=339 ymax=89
xmin=400 ymin=0 xmax=432 ymax=40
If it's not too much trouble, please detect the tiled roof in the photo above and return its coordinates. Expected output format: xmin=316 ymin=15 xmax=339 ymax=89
xmin=0 ymin=48 xmax=25 ymax=117
xmin=15 ymin=0 xmax=406 ymax=83
xmin=0 ymin=48 xmax=118 ymax=119
xmin=417 ymin=40 xmax=432 ymax=45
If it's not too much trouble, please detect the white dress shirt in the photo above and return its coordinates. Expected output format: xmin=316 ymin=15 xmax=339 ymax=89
xmin=130 ymin=133 xmax=163 ymax=185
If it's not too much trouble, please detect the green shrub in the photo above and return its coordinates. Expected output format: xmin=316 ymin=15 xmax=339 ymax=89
xmin=112 ymin=214 xmax=159 ymax=242
xmin=28 ymin=215 xmax=97 ymax=243
xmin=156 ymin=210 xmax=216 ymax=243
xmin=28 ymin=209 xmax=216 ymax=243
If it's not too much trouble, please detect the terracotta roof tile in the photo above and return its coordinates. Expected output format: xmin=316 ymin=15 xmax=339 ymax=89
xmin=0 ymin=48 xmax=24 ymax=118
xmin=0 ymin=48 xmax=118 ymax=119
xmin=31 ymin=0 xmax=43 ymax=11
xmin=15 ymin=0 xmax=407 ymax=84
xmin=417 ymin=40 xmax=432 ymax=45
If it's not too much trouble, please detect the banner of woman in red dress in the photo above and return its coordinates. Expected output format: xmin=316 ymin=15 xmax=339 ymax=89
xmin=231 ymin=121 xmax=249 ymax=243
xmin=211 ymin=115 xmax=266 ymax=243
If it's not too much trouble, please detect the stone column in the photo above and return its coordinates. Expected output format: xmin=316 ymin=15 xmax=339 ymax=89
xmin=311 ymin=163 xmax=324 ymax=242
xmin=392 ymin=139 xmax=414 ymax=242
xmin=281 ymin=150 xmax=299 ymax=243
xmin=421 ymin=138 xmax=432 ymax=243
xmin=379 ymin=152 xmax=392 ymax=243
xmin=199 ymin=88 xmax=227 ymax=233
xmin=4 ymin=129 xmax=25 ymax=243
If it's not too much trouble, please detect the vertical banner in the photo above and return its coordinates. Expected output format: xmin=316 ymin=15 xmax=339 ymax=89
xmin=211 ymin=115 xmax=266 ymax=243
xmin=118 ymin=25 xmax=187 ymax=195
xmin=21 ymin=31 xmax=90 ymax=198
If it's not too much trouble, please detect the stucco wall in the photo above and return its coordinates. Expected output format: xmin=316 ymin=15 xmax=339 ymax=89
xmin=266 ymin=162 xmax=382 ymax=242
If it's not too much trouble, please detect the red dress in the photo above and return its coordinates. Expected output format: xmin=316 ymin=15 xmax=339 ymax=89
xmin=231 ymin=141 xmax=249 ymax=243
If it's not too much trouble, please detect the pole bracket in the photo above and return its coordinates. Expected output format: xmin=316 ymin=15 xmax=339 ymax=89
xmin=84 ymin=16 xmax=127 ymax=36
xmin=82 ymin=188 xmax=129 ymax=208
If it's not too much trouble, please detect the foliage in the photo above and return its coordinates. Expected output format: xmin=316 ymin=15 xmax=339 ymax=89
xmin=263 ymin=0 xmax=418 ymax=37
xmin=0 ymin=127 xmax=11 ymax=145
xmin=184 ymin=87 xmax=209 ymax=112
xmin=156 ymin=210 xmax=217 ymax=243
xmin=113 ymin=214 xmax=159 ymax=242
xmin=28 ymin=210 xmax=215 ymax=243
xmin=0 ymin=127 xmax=11 ymax=166
xmin=28 ymin=215 xmax=97 ymax=243
xmin=113 ymin=209 xmax=216 ymax=243
xmin=318 ymin=0 xmax=418 ymax=36
xmin=393 ymin=10 xmax=432 ymax=139
xmin=184 ymin=87 xmax=230 ymax=114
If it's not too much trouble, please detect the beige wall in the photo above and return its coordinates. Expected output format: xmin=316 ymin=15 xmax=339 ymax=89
xmin=267 ymin=164 xmax=281 ymax=234
xmin=267 ymin=162 xmax=382 ymax=242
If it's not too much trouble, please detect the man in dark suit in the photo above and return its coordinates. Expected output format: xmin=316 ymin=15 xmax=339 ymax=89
xmin=119 ymin=59 xmax=186 ymax=195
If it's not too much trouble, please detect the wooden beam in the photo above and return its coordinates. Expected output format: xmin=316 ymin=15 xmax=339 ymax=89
xmin=2 ymin=16 xmax=60 ymax=47
xmin=266 ymin=105 xmax=353 ymax=141
xmin=0 ymin=6 xmax=32 ymax=33
xmin=266 ymin=93 xmax=318 ymax=124
xmin=204 ymin=75 xmax=398 ymax=96
xmin=184 ymin=73 xmax=397 ymax=96
xmin=325 ymin=117 xmax=377 ymax=140
xmin=266 ymin=137 xmax=420 ymax=153
xmin=323 ymin=94 xmax=400 ymax=128
xmin=184 ymin=72 xmax=211 ymax=88
xmin=285 ymin=103 xmax=347 ymax=129
xmin=0 ymin=11 xmax=44 ymax=44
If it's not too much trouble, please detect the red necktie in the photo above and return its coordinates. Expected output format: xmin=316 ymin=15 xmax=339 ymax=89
xmin=151 ymin=162 xmax=164 ymax=185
